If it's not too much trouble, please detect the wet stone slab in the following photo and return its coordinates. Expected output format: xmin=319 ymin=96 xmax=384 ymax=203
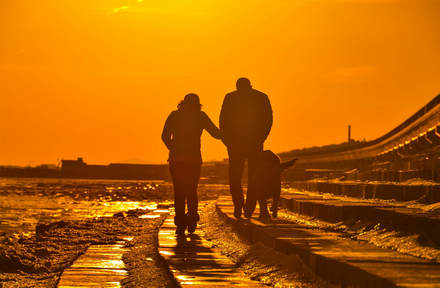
xmin=159 ymin=212 xmax=263 ymax=287
xmin=57 ymin=208 xmax=171 ymax=287
xmin=58 ymin=239 xmax=131 ymax=288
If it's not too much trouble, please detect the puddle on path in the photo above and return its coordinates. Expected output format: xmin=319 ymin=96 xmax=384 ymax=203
xmin=158 ymin=209 xmax=263 ymax=287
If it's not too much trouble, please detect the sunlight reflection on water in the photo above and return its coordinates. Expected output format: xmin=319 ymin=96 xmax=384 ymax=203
xmin=58 ymin=241 xmax=129 ymax=288
xmin=0 ymin=178 xmax=171 ymax=236
xmin=139 ymin=214 xmax=160 ymax=219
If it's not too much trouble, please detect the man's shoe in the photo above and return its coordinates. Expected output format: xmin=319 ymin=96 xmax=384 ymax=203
xmin=244 ymin=210 xmax=253 ymax=219
xmin=233 ymin=207 xmax=242 ymax=219
xmin=243 ymin=199 xmax=257 ymax=219
xmin=259 ymin=211 xmax=271 ymax=221
xmin=243 ymin=205 xmax=255 ymax=218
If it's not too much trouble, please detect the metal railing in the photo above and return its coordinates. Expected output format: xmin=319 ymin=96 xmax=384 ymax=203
xmin=280 ymin=94 xmax=440 ymax=164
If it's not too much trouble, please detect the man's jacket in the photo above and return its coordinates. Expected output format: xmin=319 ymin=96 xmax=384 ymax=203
xmin=220 ymin=88 xmax=272 ymax=149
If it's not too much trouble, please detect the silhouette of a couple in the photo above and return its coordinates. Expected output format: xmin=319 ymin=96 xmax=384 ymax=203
xmin=162 ymin=78 xmax=272 ymax=235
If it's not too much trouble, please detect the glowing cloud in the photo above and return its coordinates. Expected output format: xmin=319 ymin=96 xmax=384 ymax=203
xmin=109 ymin=5 xmax=129 ymax=15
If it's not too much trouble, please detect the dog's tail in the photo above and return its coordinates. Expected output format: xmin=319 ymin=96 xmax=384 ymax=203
xmin=280 ymin=158 xmax=298 ymax=172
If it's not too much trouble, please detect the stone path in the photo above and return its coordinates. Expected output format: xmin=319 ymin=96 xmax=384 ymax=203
xmin=57 ymin=205 xmax=171 ymax=288
xmin=158 ymin=205 xmax=263 ymax=287
xmin=57 ymin=239 xmax=131 ymax=288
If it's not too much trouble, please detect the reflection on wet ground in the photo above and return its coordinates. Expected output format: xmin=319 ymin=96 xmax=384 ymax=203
xmin=0 ymin=178 xmax=231 ymax=287
xmin=159 ymin=205 xmax=263 ymax=287
xmin=0 ymin=178 xmax=173 ymax=235
xmin=57 ymin=241 xmax=129 ymax=288
xmin=57 ymin=206 xmax=172 ymax=288
xmin=139 ymin=214 xmax=160 ymax=219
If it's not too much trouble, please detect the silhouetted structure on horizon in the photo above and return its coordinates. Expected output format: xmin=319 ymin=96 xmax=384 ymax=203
xmin=0 ymin=158 xmax=229 ymax=182
xmin=60 ymin=158 xmax=169 ymax=180
xmin=280 ymin=93 xmax=440 ymax=182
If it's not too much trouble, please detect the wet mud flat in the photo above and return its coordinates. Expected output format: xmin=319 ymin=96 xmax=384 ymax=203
xmin=0 ymin=207 xmax=175 ymax=288
xmin=0 ymin=179 xmax=229 ymax=287
xmin=0 ymin=178 xmax=175 ymax=236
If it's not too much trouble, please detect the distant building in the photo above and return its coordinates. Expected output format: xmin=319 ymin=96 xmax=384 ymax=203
xmin=61 ymin=158 xmax=87 ymax=169
xmin=60 ymin=158 xmax=169 ymax=180
xmin=0 ymin=157 xmax=226 ymax=182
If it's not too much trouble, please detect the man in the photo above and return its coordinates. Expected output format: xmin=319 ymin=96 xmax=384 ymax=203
xmin=220 ymin=78 xmax=273 ymax=218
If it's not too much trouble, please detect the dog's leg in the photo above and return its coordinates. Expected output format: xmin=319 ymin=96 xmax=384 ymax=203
xmin=272 ymin=186 xmax=280 ymax=218
xmin=259 ymin=197 xmax=270 ymax=219
xmin=271 ymin=172 xmax=281 ymax=218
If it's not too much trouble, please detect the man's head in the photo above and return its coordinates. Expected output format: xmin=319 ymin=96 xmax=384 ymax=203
xmin=236 ymin=77 xmax=252 ymax=91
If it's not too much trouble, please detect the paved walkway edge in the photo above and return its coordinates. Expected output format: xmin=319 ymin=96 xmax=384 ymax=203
xmin=278 ymin=193 xmax=440 ymax=243
xmin=215 ymin=201 xmax=396 ymax=288
xmin=289 ymin=181 xmax=440 ymax=203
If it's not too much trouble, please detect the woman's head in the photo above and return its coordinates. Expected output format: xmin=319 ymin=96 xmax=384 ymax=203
xmin=178 ymin=93 xmax=202 ymax=111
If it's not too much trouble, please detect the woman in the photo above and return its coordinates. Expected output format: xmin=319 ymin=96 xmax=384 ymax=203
xmin=162 ymin=93 xmax=221 ymax=235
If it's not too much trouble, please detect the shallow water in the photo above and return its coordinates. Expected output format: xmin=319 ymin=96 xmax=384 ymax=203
xmin=0 ymin=177 xmax=173 ymax=236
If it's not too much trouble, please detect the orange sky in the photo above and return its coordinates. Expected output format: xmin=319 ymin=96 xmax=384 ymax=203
xmin=1 ymin=0 xmax=439 ymax=166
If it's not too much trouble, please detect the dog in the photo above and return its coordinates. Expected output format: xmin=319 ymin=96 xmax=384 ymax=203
xmin=253 ymin=150 xmax=297 ymax=218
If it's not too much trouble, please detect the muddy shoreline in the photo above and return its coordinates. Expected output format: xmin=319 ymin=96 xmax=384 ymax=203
xmin=0 ymin=183 xmax=228 ymax=287
xmin=0 ymin=207 xmax=173 ymax=287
